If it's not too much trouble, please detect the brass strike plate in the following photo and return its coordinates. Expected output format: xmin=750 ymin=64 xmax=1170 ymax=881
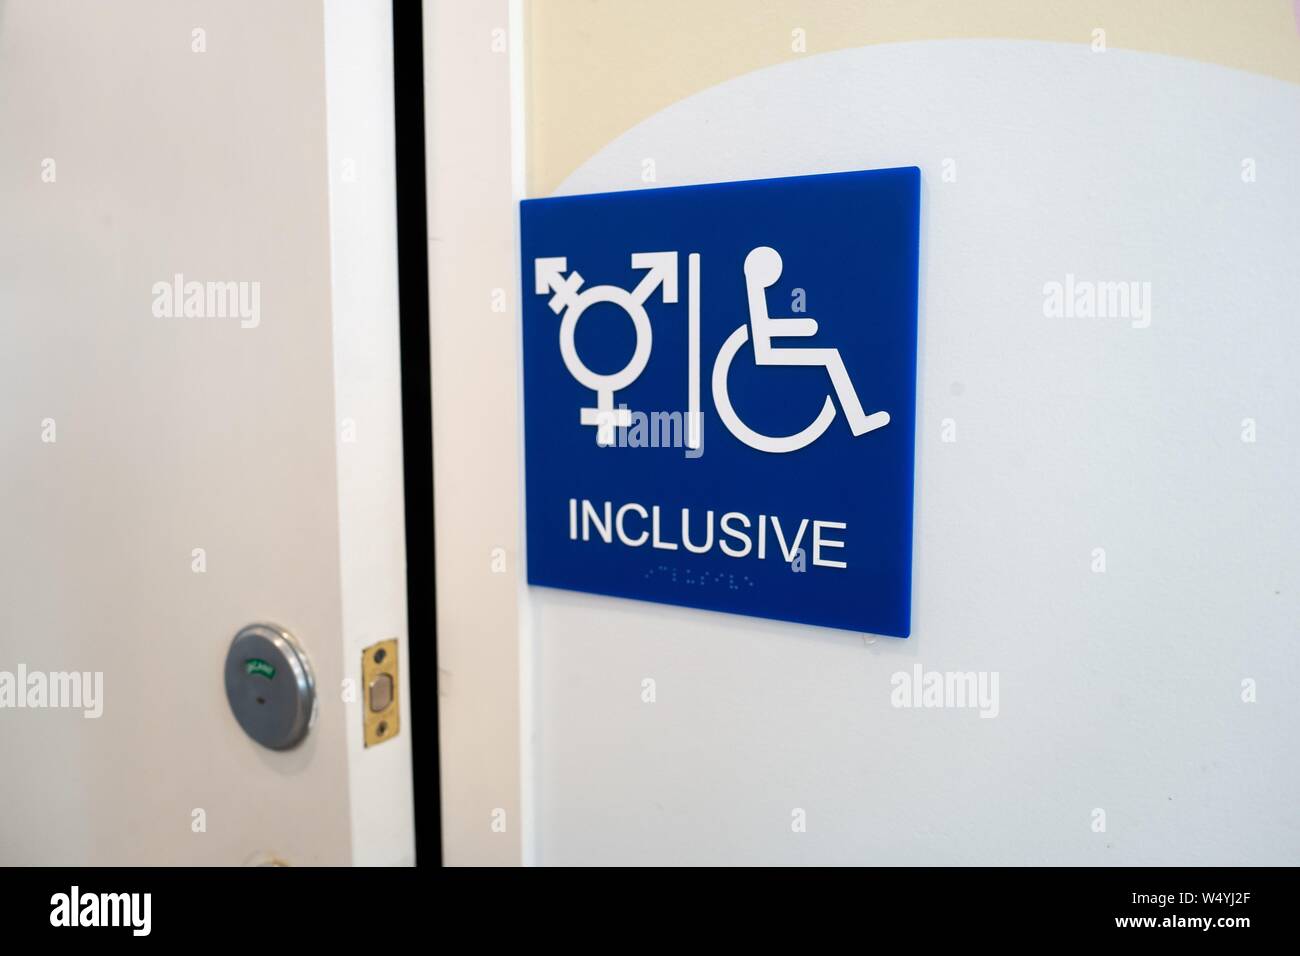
xmin=362 ymin=638 xmax=399 ymax=747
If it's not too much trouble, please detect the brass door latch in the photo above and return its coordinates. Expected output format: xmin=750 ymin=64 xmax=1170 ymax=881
xmin=362 ymin=638 xmax=399 ymax=747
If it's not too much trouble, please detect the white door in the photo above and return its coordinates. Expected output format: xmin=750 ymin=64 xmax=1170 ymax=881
xmin=0 ymin=0 xmax=414 ymax=866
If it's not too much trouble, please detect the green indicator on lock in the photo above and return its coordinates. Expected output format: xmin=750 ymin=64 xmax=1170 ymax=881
xmin=244 ymin=658 xmax=277 ymax=679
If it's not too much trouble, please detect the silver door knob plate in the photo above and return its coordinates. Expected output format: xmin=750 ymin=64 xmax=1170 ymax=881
xmin=224 ymin=623 xmax=317 ymax=750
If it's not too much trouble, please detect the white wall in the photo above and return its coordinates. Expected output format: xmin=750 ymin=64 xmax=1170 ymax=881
xmin=526 ymin=42 xmax=1300 ymax=865
xmin=423 ymin=0 xmax=528 ymax=865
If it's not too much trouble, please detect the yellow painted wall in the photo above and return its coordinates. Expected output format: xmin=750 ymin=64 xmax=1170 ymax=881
xmin=527 ymin=0 xmax=1300 ymax=194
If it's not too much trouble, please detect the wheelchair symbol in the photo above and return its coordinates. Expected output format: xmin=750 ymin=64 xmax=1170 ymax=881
xmin=534 ymin=245 xmax=887 ymax=453
xmin=712 ymin=246 xmax=889 ymax=453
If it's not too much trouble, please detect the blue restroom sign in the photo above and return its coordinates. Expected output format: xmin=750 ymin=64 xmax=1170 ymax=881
xmin=519 ymin=168 xmax=920 ymax=636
